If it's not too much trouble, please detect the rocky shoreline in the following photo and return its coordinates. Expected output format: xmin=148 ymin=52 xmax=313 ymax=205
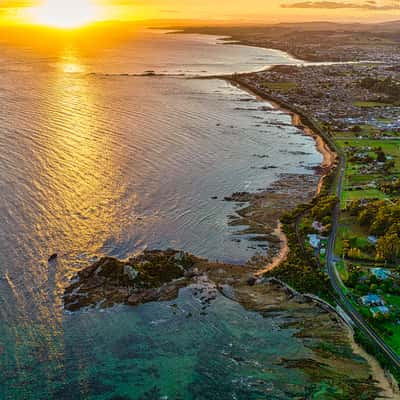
xmin=64 ymin=169 xmax=324 ymax=313
xmin=63 ymin=248 xmax=386 ymax=398
xmin=62 ymin=60 xmax=396 ymax=397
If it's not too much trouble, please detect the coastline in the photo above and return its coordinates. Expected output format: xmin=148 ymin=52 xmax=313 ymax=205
xmin=61 ymin=62 xmax=395 ymax=397
xmin=224 ymin=74 xmax=400 ymax=397
xmin=349 ymin=329 xmax=399 ymax=399
xmin=225 ymin=75 xmax=337 ymax=277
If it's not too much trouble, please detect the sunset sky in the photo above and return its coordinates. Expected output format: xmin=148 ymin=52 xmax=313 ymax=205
xmin=1 ymin=0 xmax=399 ymax=26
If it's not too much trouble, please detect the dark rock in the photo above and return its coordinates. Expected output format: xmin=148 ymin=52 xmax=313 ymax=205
xmin=48 ymin=253 xmax=58 ymax=262
xmin=261 ymin=165 xmax=278 ymax=170
xmin=224 ymin=192 xmax=252 ymax=202
xmin=247 ymin=277 xmax=257 ymax=286
xmin=127 ymin=289 xmax=159 ymax=306
xmin=184 ymin=267 xmax=200 ymax=279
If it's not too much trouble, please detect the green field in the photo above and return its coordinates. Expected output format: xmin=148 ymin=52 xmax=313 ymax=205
xmin=334 ymin=124 xmax=400 ymax=139
xmin=385 ymin=294 xmax=400 ymax=308
xmin=354 ymin=101 xmax=392 ymax=108
xmin=336 ymin=138 xmax=400 ymax=203
xmin=335 ymin=212 xmax=374 ymax=261
xmin=337 ymin=138 xmax=400 ymax=160
xmin=336 ymin=259 xmax=349 ymax=281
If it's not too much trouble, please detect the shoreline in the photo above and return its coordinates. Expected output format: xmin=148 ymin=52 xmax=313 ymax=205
xmin=225 ymin=75 xmax=337 ymax=277
xmin=223 ymin=74 xmax=400 ymax=398
xmin=255 ymin=222 xmax=289 ymax=277
xmin=349 ymin=328 xmax=399 ymax=399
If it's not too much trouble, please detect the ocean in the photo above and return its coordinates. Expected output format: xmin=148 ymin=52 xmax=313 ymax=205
xmin=0 ymin=28 xmax=330 ymax=399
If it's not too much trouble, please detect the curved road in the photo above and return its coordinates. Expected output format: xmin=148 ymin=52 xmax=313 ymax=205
xmin=326 ymin=151 xmax=400 ymax=369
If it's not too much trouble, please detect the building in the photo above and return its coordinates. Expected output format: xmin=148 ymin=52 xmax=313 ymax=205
xmin=361 ymin=294 xmax=385 ymax=307
xmin=308 ymin=234 xmax=321 ymax=249
xmin=312 ymin=221 xmax=325 ymax=233
xmin=370 ymin=306 xmax=390 ymax=318
xmin=371 ymin=268 xmax=390 ymax=281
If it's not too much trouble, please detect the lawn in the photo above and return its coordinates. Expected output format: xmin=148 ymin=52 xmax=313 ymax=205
xmin=336 ymin=259 xmax=349 ymax=281
xmin=351 ymin=299 xmax=400 ymax=355
xmin=348 ymin=124 xmax=379 ymax=137
xmin=342 ymin=188 xmax=388 ymax=203
xmin=384 ymin=294 xmax=400 ymax=308
xmin=335 ymin=225 xmax=347 ymax=256
xmin=336 ymin=138 xmax=400 ymax=203
xmin=335 ymin=211 xmax=375 ymax=260
xmin=381 ymin=322 xmax=400 ymax=355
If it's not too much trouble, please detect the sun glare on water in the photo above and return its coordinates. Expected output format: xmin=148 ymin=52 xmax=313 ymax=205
xmin=29 ymin=0 xmax=99 ymax=29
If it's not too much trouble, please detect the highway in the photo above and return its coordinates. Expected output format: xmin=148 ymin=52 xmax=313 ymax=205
xmin=326 ymin=149 xmax=400 ymax=369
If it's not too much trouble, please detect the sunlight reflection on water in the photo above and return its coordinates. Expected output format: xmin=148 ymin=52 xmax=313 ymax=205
xmin=0 ymin=29 xmax=324 ymax=398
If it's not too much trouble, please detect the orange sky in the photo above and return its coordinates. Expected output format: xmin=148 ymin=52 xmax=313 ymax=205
xmin=3 ymin=0 xmax=400 ymax=25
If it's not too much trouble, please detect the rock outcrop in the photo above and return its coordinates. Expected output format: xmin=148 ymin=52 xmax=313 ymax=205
xmin=63 ymin=249 xmax=197 ymax=311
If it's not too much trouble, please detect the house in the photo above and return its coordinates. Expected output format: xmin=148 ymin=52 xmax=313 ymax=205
xmin=371 ymin=268 xmax=390 ymax=281
xmin=361 ymin=294 xmax=385 ymax=307
xmin=308 ymin=234 xmax=321 ymax=249
xmin=370 ymin=306 xmax=390 ymax=318
xmin=312 ymin=221 xmax=325 ymax=233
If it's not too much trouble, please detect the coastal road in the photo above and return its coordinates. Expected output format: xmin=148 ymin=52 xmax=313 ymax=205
xmin=326 ymin=151 xmax=400 ymax=369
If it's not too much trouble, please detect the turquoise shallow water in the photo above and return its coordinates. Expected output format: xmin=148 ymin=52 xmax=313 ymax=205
xmin=1 ymin=286 xmax=314 ymax=399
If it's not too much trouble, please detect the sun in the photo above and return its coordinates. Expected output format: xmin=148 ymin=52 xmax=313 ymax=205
xmin=29 ymin=0 xmax=99 ymax=29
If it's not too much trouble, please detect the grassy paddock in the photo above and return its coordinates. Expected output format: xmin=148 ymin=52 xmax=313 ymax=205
xmin=354 ymin=101 xmax=392 ymax=108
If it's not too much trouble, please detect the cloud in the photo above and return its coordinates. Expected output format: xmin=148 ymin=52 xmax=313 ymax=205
xmin=281 ymin=0 xmax=400 ymax=10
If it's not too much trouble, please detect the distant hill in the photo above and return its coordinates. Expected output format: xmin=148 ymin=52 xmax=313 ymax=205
xmin=159 ymin=20 xmax=400 ymax=34
xmin=374 ymin=20 xmax=400 ymax=32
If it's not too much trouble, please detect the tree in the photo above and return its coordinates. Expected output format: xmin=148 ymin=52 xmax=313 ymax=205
xmin=377 ymin=233 xmax=400 ymax=263
xmin=383 ymin=160 xmax=395 ymax=174
xmin=375 ymin=147 xmax=386 ymax=163
xmin=348 ymin=247 xmax=362 ymax=259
